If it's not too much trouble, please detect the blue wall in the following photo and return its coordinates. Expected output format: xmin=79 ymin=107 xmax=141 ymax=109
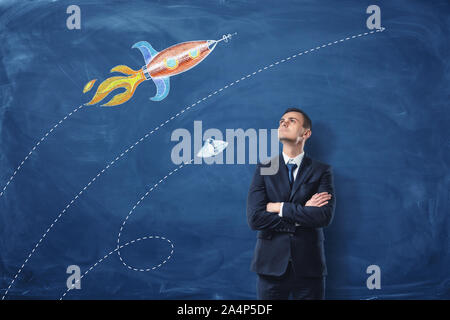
xmin=0 ymin=0 xmax=449 ymax=299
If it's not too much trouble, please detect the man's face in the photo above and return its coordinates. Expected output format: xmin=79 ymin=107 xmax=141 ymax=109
xmin=278 ymin=111 xmax=309 ymax=144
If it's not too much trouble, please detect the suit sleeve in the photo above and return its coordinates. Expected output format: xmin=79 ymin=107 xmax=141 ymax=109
xmin=281 ymin=165 xmax=336 ymax=228
xmin=246 ymin=164 xmax=295 ymax=231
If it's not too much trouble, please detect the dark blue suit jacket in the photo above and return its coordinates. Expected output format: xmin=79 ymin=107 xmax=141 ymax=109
xmin=246 ymin=153 xmax=336 ymax=277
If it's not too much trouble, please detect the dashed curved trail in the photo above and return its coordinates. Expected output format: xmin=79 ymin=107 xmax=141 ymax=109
xmin=61 ymin=160 xmax=192 ymax=299
xmin=2 ymin=27 xmax=386 ymax=299
xmin=115 ymin=160 xmax=193 ymax=271
xmin=0 ymin=105 xmax=85 ymax=198
xmin=60 ymin=235 xmax=175 ymax=299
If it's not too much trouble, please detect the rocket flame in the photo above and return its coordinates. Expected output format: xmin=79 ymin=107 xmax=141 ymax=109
xmin=83 ymin=79 xmax=97 ymax=93
xmin=84 ymin=65 xmax=145 ymax=107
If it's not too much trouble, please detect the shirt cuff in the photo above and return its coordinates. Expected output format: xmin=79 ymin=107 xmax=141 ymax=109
xmin=278 ymin=202 xmax=284 ymax=217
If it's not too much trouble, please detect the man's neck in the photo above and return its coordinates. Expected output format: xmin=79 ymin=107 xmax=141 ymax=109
xmin=282 ymin=143 xmax=303 ymax=159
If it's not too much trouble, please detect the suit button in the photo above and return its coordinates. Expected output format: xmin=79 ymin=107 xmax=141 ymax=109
xmin=289 ymin=234 xmax=293 ymax=237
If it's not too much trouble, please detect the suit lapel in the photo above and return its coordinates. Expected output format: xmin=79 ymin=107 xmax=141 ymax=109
xmin=289 ymin=153 xmax=313 ymax=201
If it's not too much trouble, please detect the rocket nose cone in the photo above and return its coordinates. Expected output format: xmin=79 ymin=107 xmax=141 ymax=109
xmin=207 ymin=40 xmax=218 ymax=51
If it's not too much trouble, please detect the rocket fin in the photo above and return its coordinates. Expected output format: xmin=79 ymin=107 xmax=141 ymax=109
xmin=150 ymin=77 xmax=170 ymax=101
xmin=132 ymin=41 xmax=159 ymax=65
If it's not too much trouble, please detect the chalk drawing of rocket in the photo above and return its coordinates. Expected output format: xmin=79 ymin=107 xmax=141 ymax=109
xmin=83 ymin=33 xmax=237 ymax=107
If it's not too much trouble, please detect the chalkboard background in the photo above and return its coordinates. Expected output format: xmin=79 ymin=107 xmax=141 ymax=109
xmin=0 ymin=0 xmax=449 ymax=299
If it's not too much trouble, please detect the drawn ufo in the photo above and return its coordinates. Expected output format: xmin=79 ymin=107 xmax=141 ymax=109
xmin=197 ymin=138 xmax=228 ymax=158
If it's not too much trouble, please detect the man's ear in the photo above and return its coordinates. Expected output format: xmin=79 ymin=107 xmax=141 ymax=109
xmin=305 ymin=129 xmax=312 ymax=140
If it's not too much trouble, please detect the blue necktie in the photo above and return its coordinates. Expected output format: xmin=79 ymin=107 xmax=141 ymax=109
xmin=286 ymin=162 xmax=297 ymax=187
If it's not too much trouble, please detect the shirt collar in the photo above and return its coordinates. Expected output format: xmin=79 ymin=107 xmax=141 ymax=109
xmin=282 ymin=151 xmax=305 ymax=168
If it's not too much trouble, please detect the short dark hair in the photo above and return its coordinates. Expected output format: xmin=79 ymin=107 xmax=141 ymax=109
xmin=282 ymin=107 xmax=312 ymax=130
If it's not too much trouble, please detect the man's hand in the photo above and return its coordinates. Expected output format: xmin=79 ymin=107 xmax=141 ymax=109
xmin=266 ymin=202 xmax=281 ymax=213
xmin=305 ymin=192 xmax=332 ymax=207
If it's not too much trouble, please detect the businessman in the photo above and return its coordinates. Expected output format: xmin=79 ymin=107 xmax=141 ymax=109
xmin=246 ymin=107 xmax=336 ymax=300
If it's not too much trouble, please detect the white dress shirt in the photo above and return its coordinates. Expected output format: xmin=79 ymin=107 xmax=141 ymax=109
xmin=278 ymin=151 xmax=305 ymax=226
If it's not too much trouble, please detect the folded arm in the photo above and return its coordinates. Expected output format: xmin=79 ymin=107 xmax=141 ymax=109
xmin=246 ymin=165 xmax=295 ymax=231
xmin=281 ymin=165 xmax=336 ymax=228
